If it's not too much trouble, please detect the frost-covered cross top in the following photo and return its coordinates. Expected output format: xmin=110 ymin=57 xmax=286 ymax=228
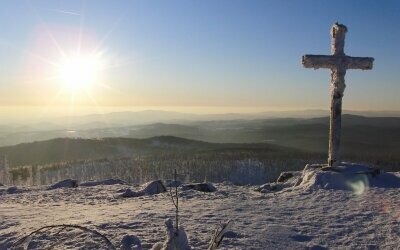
xmin=302 ymin=23 xmax=374 ymax=167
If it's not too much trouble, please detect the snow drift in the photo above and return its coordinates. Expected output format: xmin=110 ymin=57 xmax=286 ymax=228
xmin=258 ymin=163 xmax=400 ymax=194
xmin=297 ymin=163 xmax=400 ymax=192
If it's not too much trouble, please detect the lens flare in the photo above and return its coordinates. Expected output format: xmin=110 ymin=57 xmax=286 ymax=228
xmin=346 ymin=175 xmax=369 ymax=195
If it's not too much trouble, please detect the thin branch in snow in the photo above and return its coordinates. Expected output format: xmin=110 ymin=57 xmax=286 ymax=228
xmin=208 ymin=220 xmax=232 ymax=250
xmin=11 ymin=224 xmax=116 ymax=250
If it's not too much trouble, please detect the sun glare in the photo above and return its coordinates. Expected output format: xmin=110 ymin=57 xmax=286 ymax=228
xmin=57 ymin=54 xmax=101 ymax=92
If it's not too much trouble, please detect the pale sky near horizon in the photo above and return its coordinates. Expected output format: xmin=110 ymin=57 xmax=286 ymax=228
xmin=0 ymin=0 xmax=399 ymax=119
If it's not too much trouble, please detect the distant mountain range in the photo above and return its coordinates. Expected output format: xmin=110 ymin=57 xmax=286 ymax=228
xmin=1 ymin=113 xmax=400 ymax=146
xmin=48 ymin=109 xmax=400 ymax=128
xmin=1 ymin=114 xmax=400 ymax=167
xmin=2 ymin=109 xmax=400 ymax=131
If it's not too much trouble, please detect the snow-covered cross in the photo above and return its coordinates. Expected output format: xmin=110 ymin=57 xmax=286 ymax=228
xmin=302 ymin=23 xmax=374 ymax=167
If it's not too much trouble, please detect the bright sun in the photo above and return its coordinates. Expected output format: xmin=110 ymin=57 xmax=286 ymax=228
xmin=57 ymin=54 xmax=101 ymax=93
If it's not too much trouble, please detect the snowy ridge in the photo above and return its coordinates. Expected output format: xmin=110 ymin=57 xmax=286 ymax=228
xmin=1 ymin=164 xmax=400 ymax=249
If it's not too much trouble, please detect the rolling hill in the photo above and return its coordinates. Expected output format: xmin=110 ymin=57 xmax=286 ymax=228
xmin=1 ymin=114 xmax=400 ymax=168
xmin=0 ymin=136 xmax=303 ymax=167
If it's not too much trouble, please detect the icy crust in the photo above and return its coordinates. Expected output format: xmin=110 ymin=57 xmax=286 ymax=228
xmin=256 ymin=171 xmax=302 ymax=193
xmin=48 ymin=179 xmax=79 ymax=189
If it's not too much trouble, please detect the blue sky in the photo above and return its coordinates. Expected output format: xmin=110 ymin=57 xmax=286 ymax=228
xmin=0 ymin=0 xmax=399 ymax=116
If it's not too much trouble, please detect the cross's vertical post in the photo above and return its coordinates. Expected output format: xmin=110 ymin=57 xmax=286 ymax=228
xmin=328 ymin=24 xmax=347 ymax=167
xmin=302 ymin=23 xmax=374 ymax=167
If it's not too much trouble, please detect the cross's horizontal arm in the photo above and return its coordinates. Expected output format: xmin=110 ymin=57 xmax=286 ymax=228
xmin=302 ymin=55 xmax=374 ymax=70
xmin=302 ymin=55 xmax=337 ymax=69
xmin=345 ymin=56 xmax=374 ymax=70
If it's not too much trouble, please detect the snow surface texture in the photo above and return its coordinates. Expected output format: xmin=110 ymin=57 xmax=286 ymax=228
xmin=1 ymin=164 xmax=400 ymax=249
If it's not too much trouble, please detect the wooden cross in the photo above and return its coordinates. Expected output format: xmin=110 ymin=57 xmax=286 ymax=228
xmin=302 ymin=23 xmax=374 ymax=167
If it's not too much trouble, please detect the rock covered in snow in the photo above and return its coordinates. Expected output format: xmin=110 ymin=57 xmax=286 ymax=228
xmin=140 ymin=180 xmax=167 ymax=195
xmin=0 ymin=186 xmax=30 ymax=195
xmin=223 ymin=230 xmax=239 ymax=238
xmin=276 ymin=172 xmax=295 ymax=183
xmin=120 ymin=180 xmax=166 ymax=198
xmin=182 ymin=183 xmax=216 ymax=192
xmin=256 ymin=171 xmax=302 ymax=193
xmin=80 ymin=178 xmax=127 ymax=187
xmin=256 ymin=163 xmax=400 ymax=194
xmin=297 ymin=163 xmax=400 ymax=192
xmin=121 ymin=188 xmax=140 ymax=198
xmin=6 ymin=186 xmax=19 ymax=194
xmin=164 ymin=179 xmax=182 ymax=188
xmin=255 ymin=183 xmax=282 ymax=193
xmin=48 ymin=179 xmax=79 ymax=190
xmin=120 ymin=235 xmax=142 ymax=250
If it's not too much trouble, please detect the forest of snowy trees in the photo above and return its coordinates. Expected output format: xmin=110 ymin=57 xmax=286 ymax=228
xmin=6 ymin=152 xmax=400 ymax=187
xmin=1 ymin=133 xmax=400 ymax=187
xmin=5 ymin=153 xmax=320 ymax=186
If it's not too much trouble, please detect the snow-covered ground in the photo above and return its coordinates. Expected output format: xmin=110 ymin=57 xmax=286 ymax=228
xmin=1 ymin=165 xmax=400 ymax=249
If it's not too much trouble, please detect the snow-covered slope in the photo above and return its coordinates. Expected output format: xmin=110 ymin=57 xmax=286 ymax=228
xmin=1 ymin=165 xmax=400 ymax=249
